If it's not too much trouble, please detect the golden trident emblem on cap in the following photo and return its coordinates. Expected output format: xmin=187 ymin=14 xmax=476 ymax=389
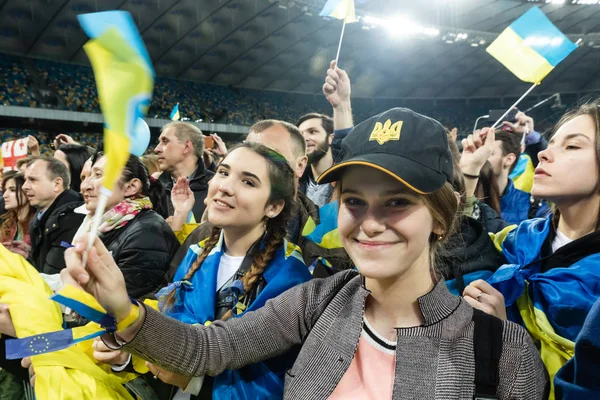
xmin=369 ymin=119 xmax=403 ymax=145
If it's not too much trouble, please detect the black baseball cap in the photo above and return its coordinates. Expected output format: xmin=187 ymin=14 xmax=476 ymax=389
xmin=317 ymin=108 xmax=453 ymax=194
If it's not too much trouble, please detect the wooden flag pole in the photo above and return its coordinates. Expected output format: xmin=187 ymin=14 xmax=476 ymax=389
xmin=334 ymin=19 xmax=347 ymax=65
xmin=81 ymin=190 xmax=110 ymax=267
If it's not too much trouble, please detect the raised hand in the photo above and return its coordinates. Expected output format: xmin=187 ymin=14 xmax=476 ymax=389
xmin=27 ymin=136 xmax=40 ymax=157
xmin=210 ymin=133 xmax=228 ymax=158
xmin=502 ymin=111 xmax=534 ymax=135
xmin=449 ymin=127 xmax=458 ymax=143
xmin=61 ymin=234 xmax=131 ymax=322
xmin=53 ymin=133 xmax=78 ymax=149
xmin=459 ymin=127 xmax=496 ymax=176
xmin=171 ymin=177 xmax=195 ymax=216
xmin=323 ymin=60 xmax=351 ymax=108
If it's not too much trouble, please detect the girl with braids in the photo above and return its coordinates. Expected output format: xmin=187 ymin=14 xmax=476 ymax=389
xmin=61 ymin=109 xmax=546 ymax=400
xmin=0 ymin=171 xmax=35 ymax=258
xmin=75 ymin=150 xmax=179 ymax=298
xmin=92 ymin=142 xmax=311 ymax=400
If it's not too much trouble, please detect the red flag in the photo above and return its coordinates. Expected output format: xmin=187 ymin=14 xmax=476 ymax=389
xmin=2 ymin=139 xmax=29 ymax=171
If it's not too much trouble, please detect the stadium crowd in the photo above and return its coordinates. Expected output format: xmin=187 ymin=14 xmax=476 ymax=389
xmin=1 ymin=53 xmax=576 ymax=137
xmin=0 ymin=56 xmax=599 ymax=400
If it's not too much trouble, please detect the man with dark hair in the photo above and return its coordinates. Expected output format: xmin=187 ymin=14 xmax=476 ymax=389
xmin=488 ymin=129 xmax=549 ymax=225
xmin=297 ymin=113 xmax=339 ymax=206
xmin=155 ymin=121 xmax=214 ymax=221
xmin=23 ymin=157 xmax=85 ymax=273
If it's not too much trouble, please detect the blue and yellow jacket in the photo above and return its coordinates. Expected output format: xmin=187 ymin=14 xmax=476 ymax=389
xmin=500 ymin=179 xmax=550 ymax=225
xmin=160 ymin=232 xmax=311 ymax=400
xmin=447 ymin=215 xmax=600 ymax=398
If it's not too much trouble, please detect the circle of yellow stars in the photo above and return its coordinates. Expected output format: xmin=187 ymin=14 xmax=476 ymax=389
xmin=28 ymin=335 xmax=51 ymax=354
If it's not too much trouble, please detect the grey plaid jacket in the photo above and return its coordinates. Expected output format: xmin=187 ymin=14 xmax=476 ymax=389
xmin=123 ymin=271 xmax=547 ymax=399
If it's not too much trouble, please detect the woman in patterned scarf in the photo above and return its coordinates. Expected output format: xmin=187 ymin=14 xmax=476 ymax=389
xmin=76 ymin=150 xmax=179 ymax=298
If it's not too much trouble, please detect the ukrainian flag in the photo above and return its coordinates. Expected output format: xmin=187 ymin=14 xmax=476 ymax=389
xmin=170 ymin=103 xmax=180 ymax=121
xmin=319 ymin=0 xmax=356 ymax=23
xmin=77 ymin=11 xmax=155 ymax=194
xmin=486 ymin=6 xmax=577 ymax=83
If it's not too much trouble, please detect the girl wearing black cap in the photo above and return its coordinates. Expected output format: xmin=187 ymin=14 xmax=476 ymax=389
xmin=59 ymin=108 xmax=547 ymax=399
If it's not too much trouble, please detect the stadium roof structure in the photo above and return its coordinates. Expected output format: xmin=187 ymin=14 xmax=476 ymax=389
xmin=1 ymin=0 xmax=600 ymax=99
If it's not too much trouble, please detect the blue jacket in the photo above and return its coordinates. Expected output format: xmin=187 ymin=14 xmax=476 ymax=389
xmin=159 ymin=233 xmax=311 ymax=399
xmin=555 ymin=297 xmax=600 ymax=399
xmin=500 ymin=179 xmax=549 ymax=225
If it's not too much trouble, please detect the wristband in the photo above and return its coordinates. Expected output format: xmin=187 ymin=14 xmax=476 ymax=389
xmin=116 ymin=300 xmax=140 ymax=331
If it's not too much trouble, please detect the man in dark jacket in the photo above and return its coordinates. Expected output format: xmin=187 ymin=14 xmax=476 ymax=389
xmin=155 ymin=121 xmax=214 ymax=222
xmin=23 ymin=157 xmax=85 ymax=274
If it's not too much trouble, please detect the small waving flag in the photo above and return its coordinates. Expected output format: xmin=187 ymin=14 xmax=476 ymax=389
xmin=486 ymin=6 xmax=577 ymax=84
xmin=319 ymin=0 xmax=356 ymax=23
xmin=77 ymin=11 xmax=155 ymax=195
xmin=170 ymin=103 xmax=181 ymax=121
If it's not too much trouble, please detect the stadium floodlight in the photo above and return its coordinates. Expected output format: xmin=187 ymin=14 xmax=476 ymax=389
xmin=362 ymin=14 xmax=439 ymax=38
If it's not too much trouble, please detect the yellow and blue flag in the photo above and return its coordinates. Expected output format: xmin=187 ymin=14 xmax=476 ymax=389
xmin=0 ymin=245 xmax=134 ymax=399
xmin=170 ymin=103 xmax=181 ymax=121
xmin=319 ymin=0 xmax=356 ymax=23
xmin=486 ymin=6 xmax=577 ymax=84
xmin=5 ymin=285 xmax=138 ymax=359
xmin=77 ymin=11 xmax=155 ymax=195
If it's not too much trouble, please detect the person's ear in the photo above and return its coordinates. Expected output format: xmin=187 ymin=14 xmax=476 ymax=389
xmin=123 ymin=178 xmax=142 ymax=197
xmin=265 ymin=200 xmax=285 ymax=220
xmin=328 ymin=133 xmax=334 ymax=145
xmin=297 ymin=156 xmax=308 ymax=178
xmin=53 ymin=177 xmax=64 ymax=192
xmin=503 ymin=153 xmax=516 ymax=170
xmin=432 ymin=223 xmax=445 ymax=238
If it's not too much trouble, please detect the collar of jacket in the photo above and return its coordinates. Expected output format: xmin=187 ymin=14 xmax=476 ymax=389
xmin=537 ymin=217 xmax=600 ymax=272
xmin=36 ymin=189 xmax=82 ymax=227
xmin=221 ymin=230 xmax=266 ymax=281
xmin=159 ymin=162 xmax=212 ymax=190
xmin=297 ymin=191 xmax=320 ymax=223
xmin=300 ymin=163 xmax=314 ymax=184
xmin=358 ymin=274 xmax=460 ymax=327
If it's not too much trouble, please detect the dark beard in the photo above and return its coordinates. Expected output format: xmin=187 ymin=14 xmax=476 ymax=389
xmin=308 ymin=138 xmax=330 ymax=165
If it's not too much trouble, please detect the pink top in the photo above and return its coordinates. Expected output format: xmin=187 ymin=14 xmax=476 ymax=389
xmin=330 ymin=318 xmax=396 ymax=399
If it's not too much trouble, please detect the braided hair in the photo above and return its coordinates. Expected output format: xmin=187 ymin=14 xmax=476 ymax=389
xmin=164 ymin=142 xmax=297 ymax=312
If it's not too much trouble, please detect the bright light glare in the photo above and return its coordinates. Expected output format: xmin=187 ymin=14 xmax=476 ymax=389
xmin=363 ymin=14 xmax=440 ymax=38
xmin=524 ymin=35 xmax=564 ymax=47
xmin=546 ymin=0 xmax=565 ymax=4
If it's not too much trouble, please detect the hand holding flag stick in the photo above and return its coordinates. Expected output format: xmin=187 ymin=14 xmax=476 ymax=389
xmin=77 ymin=11 xmax=155 ymax=266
